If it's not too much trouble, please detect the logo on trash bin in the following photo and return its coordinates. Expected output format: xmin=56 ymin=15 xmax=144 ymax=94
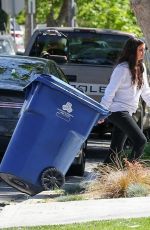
xmin=62 ymin=102 xmax=73 ymax=113
xmin=56 ymin=102 xmax=74 ymax=122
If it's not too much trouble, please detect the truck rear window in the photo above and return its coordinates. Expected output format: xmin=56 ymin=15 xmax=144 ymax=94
xmin=29 ymin=30 xmax=131 ymax=66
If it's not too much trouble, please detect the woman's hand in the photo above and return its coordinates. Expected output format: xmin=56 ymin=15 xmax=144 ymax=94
xmin=98 ymin=119 xmax=105 ymax=124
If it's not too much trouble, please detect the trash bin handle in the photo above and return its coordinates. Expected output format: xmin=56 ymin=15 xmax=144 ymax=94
xmin=34 ymin=75 xmax=110 ymax=115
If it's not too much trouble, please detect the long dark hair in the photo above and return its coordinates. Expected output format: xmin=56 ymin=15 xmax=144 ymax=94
xmin=117 ymin=37 xmax=145 ymax=89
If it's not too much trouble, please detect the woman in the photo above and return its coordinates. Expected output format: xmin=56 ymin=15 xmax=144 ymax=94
xmin=99 ymin=37 xmax=150 ymax=163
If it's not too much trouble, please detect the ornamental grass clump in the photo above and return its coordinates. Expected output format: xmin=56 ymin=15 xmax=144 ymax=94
xmin=86 ymin=157 xmax=150 ymax=199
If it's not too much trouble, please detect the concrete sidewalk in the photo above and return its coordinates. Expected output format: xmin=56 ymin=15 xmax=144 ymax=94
xmin=0 ymin=196 xmax=150 ymax=228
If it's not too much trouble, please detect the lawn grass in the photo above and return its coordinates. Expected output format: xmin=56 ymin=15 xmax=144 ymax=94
xmin=7 ymin=217 xmax=150 ymax=229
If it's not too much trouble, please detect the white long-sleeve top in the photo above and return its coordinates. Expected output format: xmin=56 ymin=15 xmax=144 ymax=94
xmin=100 ymin=62 xmax=150 ymax=115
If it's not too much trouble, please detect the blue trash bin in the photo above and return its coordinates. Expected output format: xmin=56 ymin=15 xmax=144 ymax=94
xmin=0 ymin=74 xmax=110 ymax=195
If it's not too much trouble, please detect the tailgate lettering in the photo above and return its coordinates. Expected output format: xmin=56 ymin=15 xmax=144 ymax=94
xmin=70 ymin=83 xmax=106 ymax=95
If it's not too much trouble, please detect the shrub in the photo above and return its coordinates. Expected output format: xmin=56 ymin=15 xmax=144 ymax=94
xmin=86 ymin=157 xmax=150 ymax=199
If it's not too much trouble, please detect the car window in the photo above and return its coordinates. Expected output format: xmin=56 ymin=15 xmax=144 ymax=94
xmin=47 ymin=61 xmax=68 ymax=83
xmin=29 ymin=32 xmax=67 ymax=57
xmin=29 ymin=31 xmax=130 ymax=66
xmin=66 ymin=32 xmax=129 ymax=65
xmin=0 ymin=39 xmax=15 ymax=55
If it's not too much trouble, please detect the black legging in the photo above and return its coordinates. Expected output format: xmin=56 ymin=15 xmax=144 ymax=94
xmin=105 ymin=111 xmax=147 ymax=163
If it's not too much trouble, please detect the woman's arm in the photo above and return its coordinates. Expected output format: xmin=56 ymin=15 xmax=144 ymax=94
xmin=100 ymin=65 xmax=126 ymax=110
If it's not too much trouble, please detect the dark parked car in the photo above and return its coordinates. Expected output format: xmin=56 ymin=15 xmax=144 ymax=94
xmin=0 ymin=55 xmax=85 ymax=176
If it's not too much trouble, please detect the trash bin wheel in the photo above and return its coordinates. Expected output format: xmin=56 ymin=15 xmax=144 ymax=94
xmin=40 ymin=167 xmax=65 ymax=190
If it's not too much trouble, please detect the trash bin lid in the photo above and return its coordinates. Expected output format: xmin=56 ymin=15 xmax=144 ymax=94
xmin=25 ymin=74 xmax=110 ymax=116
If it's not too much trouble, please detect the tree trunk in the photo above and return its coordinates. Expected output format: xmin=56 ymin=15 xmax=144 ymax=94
xmin=130 ymin=0 xmax=150 ymax=49
xmin=0 ymin=0 xmax=9 ymax=33
xmin=47 ymin=0 xmax=70 ymax=27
